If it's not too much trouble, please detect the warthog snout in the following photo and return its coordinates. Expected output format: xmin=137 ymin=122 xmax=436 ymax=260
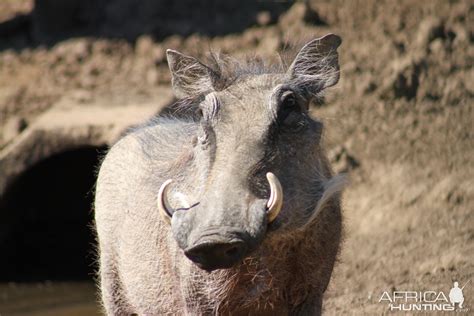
xmin=157 ymin=173 xmax=283 ymax=271
xmin=171 ymin=201 xmax=267 ymax=271
xmin=184 ymin=238 xmax=248 ymax=271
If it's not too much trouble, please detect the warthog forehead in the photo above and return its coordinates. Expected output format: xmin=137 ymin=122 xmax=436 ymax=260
xmin=223 ymin=74 xmax=284 ymax=98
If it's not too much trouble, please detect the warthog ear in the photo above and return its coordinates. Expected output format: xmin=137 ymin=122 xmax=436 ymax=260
xmin=287 ymin=34 xmax=341 ymax=96
xmin=166 ymin=49 xmax=218 ymax=98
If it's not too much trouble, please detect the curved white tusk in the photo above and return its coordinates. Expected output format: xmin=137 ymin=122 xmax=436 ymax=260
xmin=266 ymin=172 xmax=283 ymax=223
xmin=157 ymin=179 xmax=174 ymax=225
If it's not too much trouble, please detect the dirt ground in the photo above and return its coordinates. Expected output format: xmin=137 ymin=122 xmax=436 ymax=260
xmin=0 ymin=0 xmax=472 ymax=315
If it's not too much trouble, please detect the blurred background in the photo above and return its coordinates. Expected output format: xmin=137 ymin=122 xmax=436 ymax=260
xmin=0 ymin=0 xmax=472 ymax=314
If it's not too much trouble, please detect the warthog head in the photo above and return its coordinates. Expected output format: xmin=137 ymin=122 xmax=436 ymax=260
xmin=159 ymin=34 xmax=342 ymax=271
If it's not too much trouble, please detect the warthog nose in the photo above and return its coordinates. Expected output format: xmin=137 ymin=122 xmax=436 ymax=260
xmin=184 ymin=241 xmax=247 ymax=271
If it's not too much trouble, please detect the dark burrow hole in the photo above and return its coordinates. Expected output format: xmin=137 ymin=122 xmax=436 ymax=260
xmin=0 ymin=145 xmax=107 ymax=282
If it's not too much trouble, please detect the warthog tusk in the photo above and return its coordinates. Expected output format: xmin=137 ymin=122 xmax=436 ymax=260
xmin=157 ymin=179 xmax=174 ymax=224
xmin=266 ymin=172 xmax=283 ymax=223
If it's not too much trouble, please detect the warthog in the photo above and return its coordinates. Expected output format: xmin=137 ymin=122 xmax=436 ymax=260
xmin=95 ymin=34 xmax=345 ymax=315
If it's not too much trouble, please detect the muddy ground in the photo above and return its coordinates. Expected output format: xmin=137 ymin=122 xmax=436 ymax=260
xmin=0 ymin=0 xmax=473 ymax=315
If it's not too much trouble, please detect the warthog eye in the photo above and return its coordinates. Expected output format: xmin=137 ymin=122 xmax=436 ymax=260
xmin=277 ymin=90 xmax=306 ymax=132
xmin=281 ymin=91 xmax=297 ymax=108
xmin=196 ymin=107 xmax=204 ymax=118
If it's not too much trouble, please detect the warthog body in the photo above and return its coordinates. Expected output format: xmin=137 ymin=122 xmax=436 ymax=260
xmin=95 ymin=34 xmax=345 ymax=315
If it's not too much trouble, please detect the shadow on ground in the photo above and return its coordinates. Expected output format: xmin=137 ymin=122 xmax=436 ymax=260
xmin=0 ymin=0 xmax=292 ymax=51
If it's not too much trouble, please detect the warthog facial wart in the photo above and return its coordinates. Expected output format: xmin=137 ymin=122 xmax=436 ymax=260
xmin=95 ymin=33 xmax=346 ymax=315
